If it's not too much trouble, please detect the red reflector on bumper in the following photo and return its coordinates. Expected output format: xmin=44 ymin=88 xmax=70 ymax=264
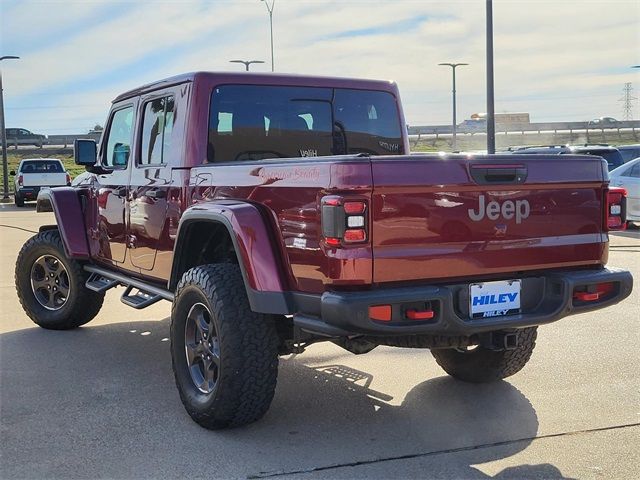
xmin=369 ymin=305 xmax=392 ymax=321
xmin=406 ymin=309 xmax=435 ymax=320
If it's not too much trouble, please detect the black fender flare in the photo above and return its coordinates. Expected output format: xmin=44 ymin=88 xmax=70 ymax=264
xmin=169 ymin=202 xmax=296 ymax=314
xmin=36 ymin=188 xmax=90 ymax=259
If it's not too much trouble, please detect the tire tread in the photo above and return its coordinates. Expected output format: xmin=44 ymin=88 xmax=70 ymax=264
xmin=170 ymin=264 xmax=279 ymax=429
xmin=431 ymin=327 xmax=537 ymax=383
xmin=15 ymin=230 xmax=104 ymax=329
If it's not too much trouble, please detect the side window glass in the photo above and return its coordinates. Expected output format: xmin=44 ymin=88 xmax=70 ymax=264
xmin=104 ymin=106 xmax=134 ymax=168
xmin=629 ymin=164 xmax=640 ymax=178
xmin=140 ymin=96 xmax=175 ymax=165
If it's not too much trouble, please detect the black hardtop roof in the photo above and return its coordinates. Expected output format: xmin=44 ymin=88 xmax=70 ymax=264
xmin=113 ymin=71 xmax=398 ymax=103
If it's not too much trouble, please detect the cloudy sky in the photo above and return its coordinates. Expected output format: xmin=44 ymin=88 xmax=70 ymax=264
xmin=1 ymin=0 xmax=639 ymax=134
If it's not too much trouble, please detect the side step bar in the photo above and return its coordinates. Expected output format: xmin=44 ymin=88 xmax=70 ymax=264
xmin=84 ymin=265 xmax=174 ymax=310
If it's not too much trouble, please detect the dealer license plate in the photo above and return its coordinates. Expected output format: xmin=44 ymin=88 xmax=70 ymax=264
xmin=469 ymin=280 xmax=521 ymax=319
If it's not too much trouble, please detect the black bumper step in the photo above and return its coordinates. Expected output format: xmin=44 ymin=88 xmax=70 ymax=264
xmin=120 ymin=285 xmax=163 ymax=309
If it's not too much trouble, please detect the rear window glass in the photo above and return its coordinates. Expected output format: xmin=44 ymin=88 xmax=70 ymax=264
xmin=619 ymin=147 xmax=640 ymax=162
xmin=333 ymin=89 xmax=402 ymax=154
xmin=582 ymin=150 xmax=624 ymax=171
xmin=207 ymin=85 xmax=402 ymax=163
xmin=20 ymin=161 xmax=63 ymax=173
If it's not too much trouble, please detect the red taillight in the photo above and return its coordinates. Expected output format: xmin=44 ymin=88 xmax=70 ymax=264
xmin=325 ymin=237 xmax=341 ymax=247
xmin=321 ymin=196 xmax=368 ymax=246
xmin=66 ymin=173 xmax=71 ymax=185
xmin=18 ymin=175 xmax=23 ymax=186
xmin=369 ymin=305 xmax=392 ymax=321
xmin=573 ymin=282 xmax=615 ymax=302
xmin=343 ymin=201 xmax=366 ymax=214
xmin=344 ymin=229 xmax=366 ymax=243
xmin=605 ymin=188 xmax=626 ymax=231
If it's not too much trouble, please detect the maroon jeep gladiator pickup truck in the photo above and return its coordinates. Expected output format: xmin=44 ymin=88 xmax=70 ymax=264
xmin=15 ymin=72 xmax=633 ymax=429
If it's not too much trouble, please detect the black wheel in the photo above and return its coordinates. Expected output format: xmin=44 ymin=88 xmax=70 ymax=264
xmin=14 ymin=193 xmax=24 ymax=207
xmin=15 ymin=230 xmax=104 ymax=330
xmin=431 ymin=327 xmax=537 ymax=383
xmin=171 ymin=264 xmax=279 ymax=429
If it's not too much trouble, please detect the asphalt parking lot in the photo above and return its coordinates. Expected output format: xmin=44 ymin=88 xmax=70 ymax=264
xmin=1 ymin=203 xmax=638 ymax=479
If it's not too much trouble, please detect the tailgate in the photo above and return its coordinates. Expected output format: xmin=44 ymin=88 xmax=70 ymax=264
xmin=371 ymin=154 xmax=608 ymax=284
xmin=22 ymin=172 xmax=67 ymax=187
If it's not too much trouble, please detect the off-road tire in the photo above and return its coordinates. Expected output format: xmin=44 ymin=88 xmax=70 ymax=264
xmin=14 ymin=193 xmax=24 ymax=207
xmin=15 ymin=230 xmax=104 ymax=329
xmin=170 ymin=264 xmax=279 ymax=429
xmin=431 ymin=327 xmax=537 ymax=383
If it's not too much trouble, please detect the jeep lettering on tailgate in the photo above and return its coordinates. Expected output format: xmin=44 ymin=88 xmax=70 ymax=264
xmin=468 ymin=194 xmax=531 ymax=224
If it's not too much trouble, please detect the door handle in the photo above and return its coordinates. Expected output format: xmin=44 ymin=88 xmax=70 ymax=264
xmin=146 ymin=190 xmax=166 ymax=199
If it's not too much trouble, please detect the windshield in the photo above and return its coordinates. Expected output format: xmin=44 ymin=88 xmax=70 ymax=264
xmin=207 ymin=85 xmax=403 ymax=163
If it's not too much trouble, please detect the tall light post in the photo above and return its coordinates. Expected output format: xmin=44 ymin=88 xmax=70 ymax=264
xmin=230 ymin=60 xmax=265 ymax=71
xmin=438 ymin=62 xmax=468 ymax=152
xmin=1 ymin=55 xmax=20 ymax=199
xmin=486 ymin=0 xmax=496 ymax=154
xmin=260 ymin=0 xmax=275 ymax=72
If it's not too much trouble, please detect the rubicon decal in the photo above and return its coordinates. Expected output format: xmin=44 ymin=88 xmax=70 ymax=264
xmin=468 ymin=195 xmax=530 ymax=224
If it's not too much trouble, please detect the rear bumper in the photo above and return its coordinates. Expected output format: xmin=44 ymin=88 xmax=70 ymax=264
xmin=16 ymin=186 xmax=41 ymax=199
xmin=293 ymin=267 xmax=633 ymax=337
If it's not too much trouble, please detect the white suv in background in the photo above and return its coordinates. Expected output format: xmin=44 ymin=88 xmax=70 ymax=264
xmin=11 ymin=158 xmax=71 ymax=207
xmin=609 ymin=157 xmax=640 ymax=225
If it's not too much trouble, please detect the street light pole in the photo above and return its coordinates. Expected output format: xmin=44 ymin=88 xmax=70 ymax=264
xmin=1 ymin=55 xmax=20 ymax=200
xmin=229 ymin=60 xmax=265 ymax=71
xmin=438 ymin=62 xmax=468 ymax=152
xmin=260 ymin=0 xmax=275 ymax=72
xmin=486 ymin=0 xmax=496 ymax=154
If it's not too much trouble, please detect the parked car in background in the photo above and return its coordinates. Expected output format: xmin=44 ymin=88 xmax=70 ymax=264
xmin=609 ymin=157 xmax=640 ymax=225
xmin=5 ymin=128 xmax=49 ymax=147
xmin=10 ymin=158 xmax=70 ymax=207
xmin=458 ymin=118 xmax=486 ymax=133
xmin=588 ymin=117 xmax=618 ymax=127
xmin=617 ymin=144 xmax=640 ymax=163
xmin=509 ymin=144 xmax=625 ymax=171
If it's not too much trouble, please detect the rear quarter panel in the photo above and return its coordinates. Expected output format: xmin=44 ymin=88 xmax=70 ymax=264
xmin=189 ymin=158 xmax=373 ymax=293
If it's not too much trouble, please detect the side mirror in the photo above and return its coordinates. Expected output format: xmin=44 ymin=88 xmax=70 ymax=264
xmin=74 ymin=139 xmax=97 ymax=166
xmin=9 ymin=170 xmax=16 ymax=176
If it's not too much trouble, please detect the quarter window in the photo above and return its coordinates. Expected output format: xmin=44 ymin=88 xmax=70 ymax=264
xmin=627 ymin=163 xmax=640 ymax=178
xmin=104 ymin=106 xmax=134 ymax=168
xmin=140 ymin=96 xmax=175 ymax=165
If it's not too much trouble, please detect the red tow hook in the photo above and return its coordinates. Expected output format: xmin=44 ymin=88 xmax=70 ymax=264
xmin=573 ymin=291 xmax=601 ymax=302
xmin=405 ymin=309 xmax=435 ymax=320
xmin=573 ymin=282 xmax=615 ymax=302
